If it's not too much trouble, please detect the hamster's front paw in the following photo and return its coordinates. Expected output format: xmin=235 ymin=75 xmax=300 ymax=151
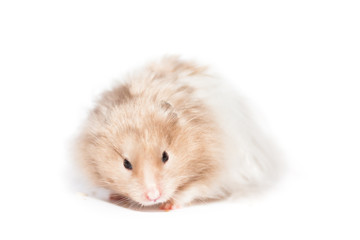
xmin=109 ymin=193 xmax=127 ymax=202
xmin=159 ymin=201 xmax=180 ymax=211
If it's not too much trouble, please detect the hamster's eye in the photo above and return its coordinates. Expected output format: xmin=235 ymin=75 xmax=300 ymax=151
xmin=162 ymin=151 xmax=169 ymax=163
xmin=123 ymin=159 xmax=132 ymax=170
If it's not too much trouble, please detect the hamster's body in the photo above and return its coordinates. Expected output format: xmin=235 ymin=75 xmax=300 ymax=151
xmin=76 ymin=57 xmax=277 ymax=210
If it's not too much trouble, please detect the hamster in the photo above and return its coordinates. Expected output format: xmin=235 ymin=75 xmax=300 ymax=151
xmin=75 ymin=56 xmax=278 ymax=210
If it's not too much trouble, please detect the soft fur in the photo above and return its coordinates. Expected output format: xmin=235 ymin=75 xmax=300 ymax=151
xmin=75 ymin=56 xmax=278 ymax=209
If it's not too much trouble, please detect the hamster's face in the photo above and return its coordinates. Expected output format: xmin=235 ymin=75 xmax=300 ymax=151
xmin=85 ymin=103 xmax=200 ymax=206
xmin=98 ymin=129 xmax=198 ymax=206
xmin=102 ymin=131 xmax=181 ymax=206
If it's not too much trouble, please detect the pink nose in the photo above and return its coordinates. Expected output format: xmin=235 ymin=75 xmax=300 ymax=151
xmin=146 ymin=188 xmax=161 ymax=202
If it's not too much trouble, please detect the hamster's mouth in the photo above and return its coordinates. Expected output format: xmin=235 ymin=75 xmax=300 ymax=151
xmin=110 ymin=193 xmax=167 ymax=208
xmin=136 ymin=191 xmax=174 ymax=207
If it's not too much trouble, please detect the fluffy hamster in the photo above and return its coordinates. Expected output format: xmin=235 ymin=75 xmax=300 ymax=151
xmin=76 ymin=56 xmax=278 ymax=210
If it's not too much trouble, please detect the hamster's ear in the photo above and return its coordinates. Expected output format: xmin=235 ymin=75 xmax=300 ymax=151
xmin=160 ymin=100 xmax=172 ymax=111
xmin=160 ymin=100 xmax=178 ymax=121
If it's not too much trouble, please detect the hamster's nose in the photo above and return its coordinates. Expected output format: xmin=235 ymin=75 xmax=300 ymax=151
xmin=145 ymin=188 xmax=161 ymax=202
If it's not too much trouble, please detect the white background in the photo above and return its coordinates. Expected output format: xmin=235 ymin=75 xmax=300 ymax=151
xmin=0 ymin=0 xmax=359 ymax=239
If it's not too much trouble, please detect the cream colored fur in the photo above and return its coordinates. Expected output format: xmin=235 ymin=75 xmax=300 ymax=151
xmin=75 ymin=56 xmax=278 ymax=209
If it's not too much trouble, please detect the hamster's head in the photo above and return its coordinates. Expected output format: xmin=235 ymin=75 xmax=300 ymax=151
xmin=78 ymin=97 xmax=219 ymax=206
